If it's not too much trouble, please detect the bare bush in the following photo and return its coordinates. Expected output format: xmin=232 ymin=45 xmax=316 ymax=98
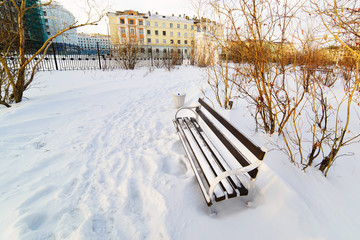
xmin=205 ymin=0 xmax=304 ymax=134
xmin=114 ymin=41 xmax=139 ymax=70
xmin=309 ymin=0 xmax=360 ymax=175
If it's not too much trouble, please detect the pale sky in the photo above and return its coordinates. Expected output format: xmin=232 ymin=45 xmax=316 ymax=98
xmin=55 ymin=0 xmax=195 ymax=34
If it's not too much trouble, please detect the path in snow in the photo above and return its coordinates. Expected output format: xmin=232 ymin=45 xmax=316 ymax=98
xmin=0 ymin=68 xmax=203 ymax=239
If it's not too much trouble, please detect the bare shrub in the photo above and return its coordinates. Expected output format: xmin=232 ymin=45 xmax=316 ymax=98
xmin=114 ymin=41 xmax=140 ymax=70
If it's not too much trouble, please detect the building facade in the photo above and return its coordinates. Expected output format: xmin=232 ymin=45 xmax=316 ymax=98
xmin=106 ymin=10 xmax=222 ymax=59
xmin=77 ymin=33 xmax=110 ymax=54
xmin=1 ymin=0 xmax=47 ymax=51
xmin=42 ymin=3 xmax=78 ymax=45
xmin=145 ymin=13 xmax=195 ymax=56
xmin=107 ymin=10 xmax=146 ymax=45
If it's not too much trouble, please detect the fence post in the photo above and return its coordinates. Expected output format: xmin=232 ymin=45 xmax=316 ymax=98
xmin=97 ymin=42 xmax=102 ymax=70
xmin=52 ymin=43 xmax=58 ymax=70
xmin=150 ymin=47 xmax=153 ymax=67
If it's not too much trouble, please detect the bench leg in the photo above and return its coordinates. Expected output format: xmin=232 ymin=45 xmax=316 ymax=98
xmin=209 ymin=205 xmax=217 ymax=216
xmin=244 ymin=179 xmax=256 ymax=207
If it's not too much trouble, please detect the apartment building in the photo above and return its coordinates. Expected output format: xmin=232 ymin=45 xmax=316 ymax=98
xmin=106 ymin=10 xmax=221 ymax=58
xmin=145 ymin=13 xmax=195 ymax=55
xmin=42 ymin=2 xmax=77 ymax=45
xmin=78 ymin=33 xmax=110 ymax=50
xmin=107 ymin=10 xmax=146 ymax=45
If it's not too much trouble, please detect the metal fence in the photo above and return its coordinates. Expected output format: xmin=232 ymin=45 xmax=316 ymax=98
xmin=4 ymin=42 xmax=190 ymax=71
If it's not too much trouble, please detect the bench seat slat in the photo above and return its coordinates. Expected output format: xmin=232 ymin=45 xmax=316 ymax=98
xmin=177 ymin=118 xmax=226 ymax=202
xmin=196 ymin=108 xmax=259 ymax=179
xmin=191 ymin=118 xmax=249 ymax=196
xmin=174 ymin=120 xmax=211 ymax=204
xmin=184 ymin=118 xmax=238 ymax=199
xmin=198 ymin=98 xmax=266 ymax=160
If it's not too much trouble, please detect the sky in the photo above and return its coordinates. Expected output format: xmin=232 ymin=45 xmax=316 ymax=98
xmin=55 ymin=0 xmax=195 ymax=34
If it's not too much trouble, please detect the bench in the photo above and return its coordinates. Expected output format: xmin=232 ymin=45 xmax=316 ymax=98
xmin=173 ymin=98 xmax=267 ymax=214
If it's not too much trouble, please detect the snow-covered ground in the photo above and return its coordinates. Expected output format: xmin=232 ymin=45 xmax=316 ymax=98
xmin=0 ymin=66 xmax=359 ymax=240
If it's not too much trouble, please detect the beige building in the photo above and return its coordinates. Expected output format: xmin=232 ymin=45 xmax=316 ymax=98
xmin=106 ymin=10 xmax=221 ymax=59
xmin=144 ymin=13 xmax=195 ymax=56
xmin=107 ymin=10 xmax=146 ymax=45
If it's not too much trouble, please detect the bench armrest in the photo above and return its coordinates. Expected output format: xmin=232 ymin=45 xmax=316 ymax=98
xmin=208 ymin=160 xmax=263 ymax=202
xmin=174 ymin=105 xmax=200 ymax=120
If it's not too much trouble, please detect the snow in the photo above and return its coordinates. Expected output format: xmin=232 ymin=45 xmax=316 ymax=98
xmin=0 ymin=66 xmax=359 ymax=240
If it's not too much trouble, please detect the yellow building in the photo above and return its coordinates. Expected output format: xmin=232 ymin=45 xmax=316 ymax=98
xmin=106 ymin=10 xmax=221 ymax=58
xmin=144 ymin=13 xmax=195 ymax=55
xmin=106 ymin=10 xmax=146 ymax=45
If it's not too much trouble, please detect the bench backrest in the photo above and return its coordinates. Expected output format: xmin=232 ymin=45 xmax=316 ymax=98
xmin=196 ymin=98 xmax=266 ymax=178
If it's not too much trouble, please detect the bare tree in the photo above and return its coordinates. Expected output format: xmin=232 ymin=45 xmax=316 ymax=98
xmin=205 ymin=0 xmax=304 ymax=133
xmin=0 ymin=0 xmax=105 ymax=107
xmin=163 ymin=47 xmax=182 ymax=71
xmin=114 ymin=41 xmax=139 ymax=70
xmin=309 ymin=0 xmax=360 ymax=176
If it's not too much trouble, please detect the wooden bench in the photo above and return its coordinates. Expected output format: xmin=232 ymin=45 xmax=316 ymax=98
xmin=173 ymin=98 xmax=267 ymax=214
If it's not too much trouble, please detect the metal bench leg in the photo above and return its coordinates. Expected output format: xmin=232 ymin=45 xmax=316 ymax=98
xmin=244 ymin=180 xmax=256 ymax=207
xmin=209 ymin=204 xmax=217 ymax=216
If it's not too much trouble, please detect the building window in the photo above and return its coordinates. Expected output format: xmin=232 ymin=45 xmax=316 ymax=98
xmin=162 ymin=22 xmax=166 ymax=28
xmin=155 ymin=30 xmax=159 ymax=35
xmin=177 ymin=24 xmax=180 ymax=28
xmin=177 ymin=32 xmax=181 ymax=37
xmin=121 ymin=28 xmax=125 ymax=34
xmin=140 ymin=29 xmax=144 ymax=35
xmin=184 ymin=24 xmax=187 ymax=29
xmin=170 ymin=32 xmax=173 ymax=37
xmin=141 ymin=48 xmax=145 ymax=53
xmin=185 ymin=40 xmax=188 ymax=44
xmin=148 ymin=38 xmax=151 ymax=43
xmin=147 ymin=30 xmax=151 ymax=35
xmin=163 ymin=49 xmax=167 ymax=53
xmin=191 ymin=25 xmax=194 ymax=30
xmin=170 ymin=39 xmax=174 ymax=44
xmin=156 ymin=48 xmax=159 ymax=53
xmin=155 ymin=22 xmax=158 ymax=27
xmin=178 ymin=40 xmax=181 ymax=44
xmin=170 ymin=23 xmax=173 ymax=28
xmin=140 ymin=38 xmax=144 ymax=44
xmin=163 ymin=31 xmax=166 ymax=36
xmin=185 ymin=49 xmax=188 ymax=54
xmin=130 ymin=28 xmax=135 ymax=34
xmin=156 ymin=39 xmax=159 ymax=43
xmin=120 ymin=18 xmax=125 ymax=24
xmin=163 ymin=39 xmax=166 ymax=44
xmin=146 ymin=21 xmax=150 ymax=26
xmin=129 ymin=19 xmax=134 ymax=25
xmin=184 ymin=33 xmax=187 ymax=37
xmin=139 ymin=20 xmax=143 ymax=25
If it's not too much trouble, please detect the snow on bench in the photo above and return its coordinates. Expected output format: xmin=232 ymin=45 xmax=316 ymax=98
xmin=173 ymin=98 xmax=267 ymax=215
